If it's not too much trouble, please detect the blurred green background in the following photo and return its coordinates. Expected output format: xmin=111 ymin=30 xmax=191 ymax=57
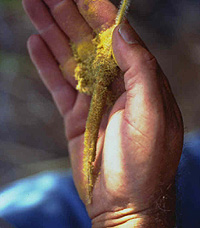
xmin=0 ymin=0 xmax=200 ymax=187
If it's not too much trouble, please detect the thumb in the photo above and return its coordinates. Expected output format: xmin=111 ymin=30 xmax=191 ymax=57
xmin=112 ymin=22 xmax=164 ymax=129
xmin=112 ymin=22 xmax=156 ymax=73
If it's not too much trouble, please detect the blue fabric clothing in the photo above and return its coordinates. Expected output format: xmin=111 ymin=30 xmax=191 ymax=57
xmin=0 ymin=171 xmax=91 ymax=228
xmin=0 ymin=131 xmax=200 ymax=228
xmin=176 ymin=131 xmax=200 ymax=228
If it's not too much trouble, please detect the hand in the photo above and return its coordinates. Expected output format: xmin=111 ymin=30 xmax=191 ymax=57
xmin=23 ymin=0 xmax=183 ymax=227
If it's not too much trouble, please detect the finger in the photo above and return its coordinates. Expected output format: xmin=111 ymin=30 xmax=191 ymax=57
xmin=27 ymin=34 xmax=77 ymax=117
xmin=64 ymin=93 xmax=90 ymax=140
xmin=74 ymin=0 xmax=117 ymax=32
xmin=23 ymin=0 xmax=71 ymax=63
xmin=43 ymin=0 xmax=93 ymax=43
xmin=23 ymin=0 xmax=78 ymax=88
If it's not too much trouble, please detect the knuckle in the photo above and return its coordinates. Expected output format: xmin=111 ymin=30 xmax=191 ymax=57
xmin=142 ymin=49 xmax=158 ymax=71
xmin=141 ymin=49 xmax=158 ymax=71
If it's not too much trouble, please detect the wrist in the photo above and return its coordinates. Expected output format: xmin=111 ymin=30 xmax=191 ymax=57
xmin=92 ymin=209 xmax=175 ymax=228
xmin=92 ymin=184 xmax=176 ymax=228
xmin=91 ymin=208 xmax=147 ymax=228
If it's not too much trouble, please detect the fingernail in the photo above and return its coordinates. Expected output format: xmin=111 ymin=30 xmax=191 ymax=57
xmin=118 ymin=23 xmax=139 ymax=44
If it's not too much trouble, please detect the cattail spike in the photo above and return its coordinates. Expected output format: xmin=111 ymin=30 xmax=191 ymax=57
xmin=115 ymin=0 xmax=131 ymax=26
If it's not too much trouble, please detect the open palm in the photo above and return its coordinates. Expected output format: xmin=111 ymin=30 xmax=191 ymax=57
xmin=23 ymin=0 xmax=183 ymax=225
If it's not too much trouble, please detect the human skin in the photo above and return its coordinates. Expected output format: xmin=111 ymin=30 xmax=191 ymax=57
xmin=23 ymin=0 xmax=184 ymax=227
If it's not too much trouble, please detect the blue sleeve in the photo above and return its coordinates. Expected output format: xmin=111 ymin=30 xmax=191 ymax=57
xmin=176 ymin=131 xmax=200 ymax=228
xmin=0 ymin=171 xmax=91 ymax=228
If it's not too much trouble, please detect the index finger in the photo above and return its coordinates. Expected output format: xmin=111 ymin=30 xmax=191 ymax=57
xmin=74 ymin=0 xmax=118 ymax=32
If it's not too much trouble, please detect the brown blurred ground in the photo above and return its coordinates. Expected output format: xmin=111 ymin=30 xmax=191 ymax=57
xmin=0 ymin=0 xmax=200 ymax=187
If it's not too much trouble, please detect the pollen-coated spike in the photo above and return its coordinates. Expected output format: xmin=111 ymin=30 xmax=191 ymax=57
xmin=70 ymin=0 xmax=131 ymax=204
